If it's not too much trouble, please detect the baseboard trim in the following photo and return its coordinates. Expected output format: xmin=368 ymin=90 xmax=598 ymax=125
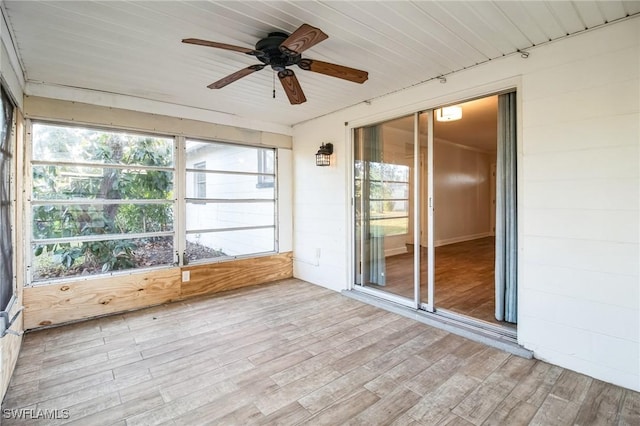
xmin=435 ymin=232 xmax=493 ymax=247
xmin=384 ymin=247 xmax=408 ymax=257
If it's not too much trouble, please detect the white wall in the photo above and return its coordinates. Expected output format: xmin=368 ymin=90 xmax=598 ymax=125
xmin=292 ymin=17 xmax=640 ymax=391
xmin=434 ymin=139 xmax=493 ymax=245
xmin=517 ymin=19 xmax=639 ymax=392
xmin=292 ymin=124 xmax=349 ymax=291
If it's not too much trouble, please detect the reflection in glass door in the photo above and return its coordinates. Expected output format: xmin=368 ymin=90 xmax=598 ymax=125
xmin=354 ymin=115 xmax=422 ymax=304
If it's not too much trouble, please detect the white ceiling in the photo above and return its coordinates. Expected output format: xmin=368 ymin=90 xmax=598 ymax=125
xmin=2 ymin=1 xmax=639 ymax=130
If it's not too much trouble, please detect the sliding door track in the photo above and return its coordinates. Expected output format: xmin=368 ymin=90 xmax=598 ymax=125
xmin=342 ymin=289 xmax=531 ymax=359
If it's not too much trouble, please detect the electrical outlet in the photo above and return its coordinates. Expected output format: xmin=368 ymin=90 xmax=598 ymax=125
xmin=182 ymin=271 xmax=190 ymax=282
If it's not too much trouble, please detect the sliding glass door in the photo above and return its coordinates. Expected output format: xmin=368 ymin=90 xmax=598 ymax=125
xmin=354 ymin=116 xmax=419 ymax=304
xmin=353 ymin=92 xmax=517 ymax=332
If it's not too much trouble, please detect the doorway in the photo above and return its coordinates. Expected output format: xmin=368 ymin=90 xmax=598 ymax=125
xmin=353 ymin=93 xmax=516 ymax=332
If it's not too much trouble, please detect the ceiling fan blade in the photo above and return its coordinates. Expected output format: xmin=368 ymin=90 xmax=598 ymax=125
xmin=278 ymin=69 xmax=307 ymax=105
xmin=298 ymin=59 xmax=368 ymax=84
xmin=182 ymin=38 xmax=262 ymax=56
xmin=208 ymin=65 xmax=265 ymax=89
xmin=279 ymin=24 xmax=328 ymax=56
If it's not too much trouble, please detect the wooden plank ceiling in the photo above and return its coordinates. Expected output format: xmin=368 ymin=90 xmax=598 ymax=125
xmin=2 ymin=1 xmax=639 ymax=128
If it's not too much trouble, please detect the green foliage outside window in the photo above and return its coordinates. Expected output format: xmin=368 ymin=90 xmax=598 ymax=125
xmin=31 ymin=124 xmax=174 ymax=280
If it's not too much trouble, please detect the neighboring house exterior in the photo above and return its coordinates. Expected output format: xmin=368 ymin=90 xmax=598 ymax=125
xmin=185 ymin=141 xmax=277 ymax=258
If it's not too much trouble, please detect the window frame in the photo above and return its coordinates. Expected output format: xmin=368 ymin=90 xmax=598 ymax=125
xmin=25 ymin=120 xmax=280 ymax=285
xmin=184 ymin=138 xmax=278 ymax=265
xmin=0 ymin=85 xmax=16 ymax=311
xmin=27 ymin=120 xmax=178 ymax=284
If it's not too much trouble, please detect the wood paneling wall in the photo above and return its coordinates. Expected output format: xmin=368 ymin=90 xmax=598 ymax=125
xmin=181 ymin=253 xmax=293 ymax=298
xmin=23 ymin=252 xmax=293 ymax=330
xmin=24 ymin=269 xmax=182 ymax=329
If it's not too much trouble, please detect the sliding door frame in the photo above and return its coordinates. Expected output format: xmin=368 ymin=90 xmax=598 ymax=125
xmin=412 ymin=112 xmax=421 ymax=310
xmin=421 ymin=110 xmax=435 ymax=313
xmin=350 ymin=111 xmax=432 ymax=311
xmin=351 ymin=114 xmax=421 ymax=310
xmin=348 ymin=79 xmax=521 ymax=338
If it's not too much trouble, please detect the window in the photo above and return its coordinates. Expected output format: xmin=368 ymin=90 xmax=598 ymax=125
xmin=193 ymin=161 xmax=206 ymax=198
xmin=257 ymin=149 xmax=275 ymax=188
xmin=355 ymin=161 xmax=410 ymax=236
xmin=185 ymin=140 xmax=276 ymax=263
xmin=28 ymin=123 xmax=279 ymax=283
xmin=1 ymin=87 xmax=15 ymax=310
xmin=30 ymin=123 xmax=175 ymax=282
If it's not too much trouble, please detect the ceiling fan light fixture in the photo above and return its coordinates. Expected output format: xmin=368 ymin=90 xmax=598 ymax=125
xmin=436 ymin=106 xmax=462 ymax=122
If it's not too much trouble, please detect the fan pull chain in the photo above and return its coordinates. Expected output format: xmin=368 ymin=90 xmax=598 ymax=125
xmin=272 ymin=72 xmax=276 ymax=99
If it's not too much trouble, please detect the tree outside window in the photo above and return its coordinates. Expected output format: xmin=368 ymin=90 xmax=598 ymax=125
xmin=30 ymin=123 xmax=175 ymax=281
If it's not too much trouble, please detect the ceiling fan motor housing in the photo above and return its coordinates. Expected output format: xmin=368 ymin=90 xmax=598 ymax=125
xmin=255 ymin=32 xmax=301 ymax=71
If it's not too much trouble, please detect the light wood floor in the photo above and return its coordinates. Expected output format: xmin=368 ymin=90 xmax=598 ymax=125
xmin=371 ymin=237 xmax=508 ymax=326
xmin=3 ymin=279 xmax=638 ymax=425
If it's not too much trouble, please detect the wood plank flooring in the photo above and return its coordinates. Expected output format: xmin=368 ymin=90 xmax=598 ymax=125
xmin=372 ymin=237 xmax=509 ymax=326
xmin=3 ymin=278 xmax=638 ymax=425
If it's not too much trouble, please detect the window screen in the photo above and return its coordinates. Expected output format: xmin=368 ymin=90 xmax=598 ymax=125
xmin=0 ymin=87 xmax=15 ymax=310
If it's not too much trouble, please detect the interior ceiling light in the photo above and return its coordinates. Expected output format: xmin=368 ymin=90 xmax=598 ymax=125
xmin=436 ymin=106 xmax=462 ymax=122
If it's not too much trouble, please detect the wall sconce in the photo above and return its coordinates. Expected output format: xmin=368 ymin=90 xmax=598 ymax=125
xmin=436 ymin=106 xmax=462 ymax=122
xmin=315 ymin=143 xmax=333 ymax=166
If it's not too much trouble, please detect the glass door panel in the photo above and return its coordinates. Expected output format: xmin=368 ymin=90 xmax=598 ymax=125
xmin=431 ymin=96 xmax=503 ymax=326
xmin=354 ymin=115 xmax=415 ymax=302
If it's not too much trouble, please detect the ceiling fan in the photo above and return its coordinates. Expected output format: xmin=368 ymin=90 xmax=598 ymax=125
xmin=183 ymin=23 xmax=368 ymax=105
